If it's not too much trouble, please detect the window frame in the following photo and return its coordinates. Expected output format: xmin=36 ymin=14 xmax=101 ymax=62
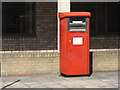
xmin=2 ymin=2 xmax=36 ymax=37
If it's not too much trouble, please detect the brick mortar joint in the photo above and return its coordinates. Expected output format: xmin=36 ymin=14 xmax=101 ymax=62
xmin=0 ymin=49 xmax=119 ymax=53
xmin=2 ymin=53 xmax=59 ymax=58
xmin=2 ymin=53 xmax=118 ymax=59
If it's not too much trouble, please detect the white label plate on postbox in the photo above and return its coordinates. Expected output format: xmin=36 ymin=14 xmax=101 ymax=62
xmin=73 ymin=37 xmax=83 ymax=45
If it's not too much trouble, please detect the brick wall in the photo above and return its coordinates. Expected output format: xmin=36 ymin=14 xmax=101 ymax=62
xmin=2 ymin=2 xmax=57 ymax=51
xmin=1 ymin=51 xmax=118 ymax=76
xmin=1 ymin=52 xmax=59 ymax=76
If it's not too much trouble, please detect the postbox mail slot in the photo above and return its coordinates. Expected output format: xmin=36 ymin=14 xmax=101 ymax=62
xmin=69 ymin=17 xmax=88 ymax=32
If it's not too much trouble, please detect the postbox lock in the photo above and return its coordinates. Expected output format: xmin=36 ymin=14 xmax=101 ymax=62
xmin=69 ymin=40 xmax=72 ymax=42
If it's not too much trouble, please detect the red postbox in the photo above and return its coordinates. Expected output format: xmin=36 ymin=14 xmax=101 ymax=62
xmin=59 ymin=12 xmax=91 ymax=76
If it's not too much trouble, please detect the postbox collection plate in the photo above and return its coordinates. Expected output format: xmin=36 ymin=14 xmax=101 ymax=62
xmin=73 ymin=37 xmax=83 ymax=45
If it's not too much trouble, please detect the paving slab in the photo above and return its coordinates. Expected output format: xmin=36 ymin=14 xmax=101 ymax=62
xmin=1 ymin=71 xmax=118 ymax=88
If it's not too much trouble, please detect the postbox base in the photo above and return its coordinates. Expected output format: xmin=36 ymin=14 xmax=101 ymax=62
xmin=60 ymin=52 xmax=93 ymax=77
xmin=60 ymin=73 xmax=92 ymax=77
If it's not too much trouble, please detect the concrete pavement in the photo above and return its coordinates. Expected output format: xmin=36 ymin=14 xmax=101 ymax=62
xmin=1 ymin=71 xmax=118 ymax=88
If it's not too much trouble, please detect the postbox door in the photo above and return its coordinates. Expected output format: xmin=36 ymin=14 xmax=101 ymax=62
xmin=67 ymin=17 xmax=90 ymax=75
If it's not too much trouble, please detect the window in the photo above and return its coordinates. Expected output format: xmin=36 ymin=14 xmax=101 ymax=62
xmin=71 ymin=2 xmax=120 ymax=34
xmin=107 ymin=2 xmax=119 ymax=33
xmin=2 ymin=2 xmax=36 ymax=34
